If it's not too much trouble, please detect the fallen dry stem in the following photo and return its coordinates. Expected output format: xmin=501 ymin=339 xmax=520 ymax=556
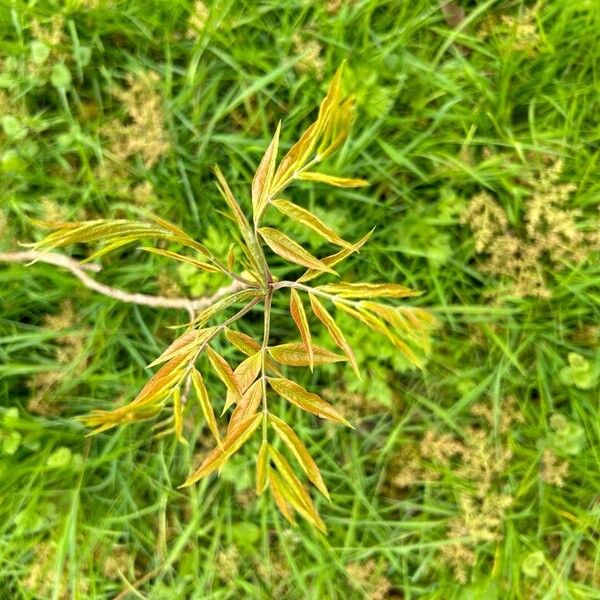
xmin=0 ymin=250 xmax=247 ymax=312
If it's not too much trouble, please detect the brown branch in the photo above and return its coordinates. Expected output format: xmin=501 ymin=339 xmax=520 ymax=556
xmin=0 ymin=250 xmax=247 ymax=312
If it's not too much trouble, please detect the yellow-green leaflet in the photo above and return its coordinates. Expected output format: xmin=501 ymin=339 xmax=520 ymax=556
xmin=256 ymin=440 xmax=269 ymax=495
xmin=125 ymin=353 xmax=189 ymax=409
xmin=308 ymin=294 xmax=360 ymax=378
xmin=269 ymin=445 xmax=326 ymax=533
xmin=181 ymin=413 xmax=262 ymax=486
xmin=206 ymin=346 xmax=242 ymax=403
xmin=146 ymin=213 xmax=212 ymax=256
xmin=298 ymin=229 xmax=373 ymax=283
xmin=252 ymin=122 xmax=280 ymax=223
xmin=224 ymin=328 xmax=262 ymax=356
xmin=225 ymin=328 xmax=281 ymax=375
xmin=271 ymin=122 xmax=321 ymax=196
xmin=191 ymin=368 xmax=221 ymax=446
xmin=80 ymin=351 xmax=190 ymax=434
xmin=296 ymin=172 xmax=368 ymax=188
xmin=270 ymin=63 xmax=347 ymax=197
xmin=258 ymin=227 xmax=336 ymax=274
xmin=148 ymin=327 xmax=217 ymax=368
xmin=317 ymin=282 xmax=421 ymax=299
xmin=29 ymin=219 xmax=175 ymax=262
xmin=316 ymin=63 xmax=344 ymax=129
xmin=334 ymin=301 xmax=423 ymax=368
xmin=317 ymin=95 xmax=355 ymax=161
xmin=289 ymin=289 xmax=313 ymax=371
xmin=139 ymin=247 xmax=220 ymax=273
xmin=268 ymin=470 xmax=296 ymax=526
xmin=213 ymin=165 xmax=266 ymax=277
xmin=271 ymin=199 xmax=355 ymax=250
xmin=268 ymin=377 xmax=352 ymax=427
xmin=268 ymin=413 xmax=329 ymax=500
xmin=194 ymin=289 xmax=261 ymax=327
xmin=172 ymin=387 xmax=187 ymax=445
xmin=268 ymin=342 xmax=346 ymax=367
xmin=228 ymin=379 xmax=262 ymax=435
xmin=223 ymin=353 xmax=261 ymax=415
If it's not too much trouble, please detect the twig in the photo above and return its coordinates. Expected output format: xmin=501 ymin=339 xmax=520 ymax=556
xmin=0 ymin=250 xmax=248 ymax=312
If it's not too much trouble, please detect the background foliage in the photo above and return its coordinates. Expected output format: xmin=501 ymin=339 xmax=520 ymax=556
xmin=1 ymin=0 xmax=599 ymax=598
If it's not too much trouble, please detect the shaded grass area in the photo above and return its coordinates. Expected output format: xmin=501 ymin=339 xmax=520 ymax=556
xmin=1 ymin=0 xmax=599 ymax=598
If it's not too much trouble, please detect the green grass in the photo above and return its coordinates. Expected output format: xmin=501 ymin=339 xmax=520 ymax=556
xmin=1 ymin=0 xmax=599 ymax=598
